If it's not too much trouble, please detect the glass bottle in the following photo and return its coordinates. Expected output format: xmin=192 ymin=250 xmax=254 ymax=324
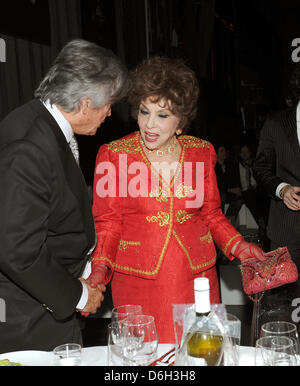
xmin=186 ymin=278 xmax=223 ymax=366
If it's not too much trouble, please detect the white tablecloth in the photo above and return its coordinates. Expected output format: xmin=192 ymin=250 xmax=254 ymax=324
xmin=82 ymin=345 xmax=256 ymax=366
xmin=0 ymin=344 xmax=257 ymax=366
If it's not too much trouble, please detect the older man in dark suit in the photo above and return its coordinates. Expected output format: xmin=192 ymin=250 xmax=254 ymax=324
xmin=0 ymin=39 xmax=129 ymax=353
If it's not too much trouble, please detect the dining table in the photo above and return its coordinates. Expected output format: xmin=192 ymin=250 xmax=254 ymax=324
xmin=0 ymin=344 xmax=258 ymax=366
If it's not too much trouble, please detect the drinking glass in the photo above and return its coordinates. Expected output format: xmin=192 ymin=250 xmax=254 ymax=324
xmin=107 ymin=305 xmax=143 ymax=365
xmin=271 ymin=336 xmax=298 ymax=366
xmin=108 ymin=321 xmax=124 ymax=366
xmin=255 ymin=336 xmax=297 ymax=366
xmin=122 ymin=315 xmax=158 ymax=366
xmin=260 ymin=321 xmax=299 ymax=355
xmin=255 ymin=337 xmax=273 ymax=366
xmin=111 ymin=305 xmax=143 ymax=325
xmin=222 ymin=313 xmax=241 ymax=366
xmin=53 ymin=343 xmax=82 ymax=366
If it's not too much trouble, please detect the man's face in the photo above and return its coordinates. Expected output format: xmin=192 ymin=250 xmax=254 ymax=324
xmin=240 ymin=146 xmax=252 ymax=162
xmin=72 ymin=102 xmax=112 ymax=136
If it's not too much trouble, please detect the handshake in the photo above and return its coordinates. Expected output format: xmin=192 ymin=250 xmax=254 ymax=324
xmin=77 ymin=265 xmax=108 ymax=316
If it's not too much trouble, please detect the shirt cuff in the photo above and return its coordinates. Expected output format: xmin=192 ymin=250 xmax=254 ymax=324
xmin=276 ymin=182 xmax=289 ymax=199
xmin=76 ymin=281 xmax=88 ymax=311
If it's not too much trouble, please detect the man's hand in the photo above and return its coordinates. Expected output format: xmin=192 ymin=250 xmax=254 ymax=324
xmin=280 ymin=185 xmax=300 ymax=211
xmin=78 ymin=278 xmax=106 ymax=316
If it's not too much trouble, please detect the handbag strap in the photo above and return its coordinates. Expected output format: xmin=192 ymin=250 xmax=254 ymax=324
xmin=239 ymin=264 xmax=266 ymax=303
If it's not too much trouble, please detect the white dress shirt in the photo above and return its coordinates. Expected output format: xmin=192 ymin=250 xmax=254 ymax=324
xmin=275 ymin=101 xmax=300 ymax=198
xmin=43 ymin=100 xmax=88 ymax=311
xmin=239 ymin=162 xmax=257 ymax=192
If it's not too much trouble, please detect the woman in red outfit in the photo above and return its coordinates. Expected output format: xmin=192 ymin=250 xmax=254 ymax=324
xmin=86 ymin=56 xmax=265 ymax=343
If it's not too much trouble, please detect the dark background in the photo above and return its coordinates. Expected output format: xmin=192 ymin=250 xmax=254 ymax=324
xmin=1 ymin=0 xmax=300 ymax=186
xmin=0 ymin=0 xmax=51 ymax=45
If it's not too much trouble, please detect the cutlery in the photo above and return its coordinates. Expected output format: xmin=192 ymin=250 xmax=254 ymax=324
xmin=149 ymin=347 xmax=175 ymax=366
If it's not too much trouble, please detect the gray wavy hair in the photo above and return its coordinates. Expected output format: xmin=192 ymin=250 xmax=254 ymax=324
xmin=35 ymin=39 xmax=130 ymax=112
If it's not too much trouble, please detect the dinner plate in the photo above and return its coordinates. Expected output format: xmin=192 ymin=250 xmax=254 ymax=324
xmin=0 ymin=350 xmax=53 ymax=366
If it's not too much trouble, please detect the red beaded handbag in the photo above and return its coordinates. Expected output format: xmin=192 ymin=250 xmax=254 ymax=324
xmin=240 ymin=247 xmax=298 ymax=297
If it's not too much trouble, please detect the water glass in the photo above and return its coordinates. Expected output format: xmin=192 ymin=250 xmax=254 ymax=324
xmin=255 ymin=337 xmax=273 ymax=366
xmin=222 ymin=313 xmax=241 ymax=366
xmin=122 ymin=315 xmax=158 ymax=366
xmin=53 ymin=343 xmax=82 ymax=366
xmin=260 ymin=321 xmax=299 ymax=355
xmin=271 ymin=336 xmax=298 ymax=366
xmin=255 ymin=336 xmax=297 ymax=366
xmin=108 ymin=321 xmax=123 ymax=366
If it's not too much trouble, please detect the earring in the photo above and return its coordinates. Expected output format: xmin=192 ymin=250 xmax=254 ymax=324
xmin=176 ymin=129 xmax=182 ymax=136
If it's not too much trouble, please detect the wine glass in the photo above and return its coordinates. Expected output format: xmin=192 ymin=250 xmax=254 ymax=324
xmin=122 ymin=315 xmax=158 ymax=366
xmin=255 ymin=336 xmax=297 ymax=366
xmin=260 ymin=321 xmax=299 ymax=357
xmin=111 ymin=305 xmax=143 ymax=325
xmin=107 ymin=305 xmax=143 ymax=365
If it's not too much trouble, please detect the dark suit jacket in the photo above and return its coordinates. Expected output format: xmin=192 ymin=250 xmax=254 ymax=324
xmin=253 ymin=106 xmax=300 ymax=245
xmin=0 ymin=100 xmax=95 ymax=353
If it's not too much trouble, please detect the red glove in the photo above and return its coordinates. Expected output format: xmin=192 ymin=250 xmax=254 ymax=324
xmin=87 ymin=264 xmax=108 ymax=288
xmin=80 ymin=264 xmax=108 ymax=317
xmin=233 ymin=240 xmax=266 ymax=262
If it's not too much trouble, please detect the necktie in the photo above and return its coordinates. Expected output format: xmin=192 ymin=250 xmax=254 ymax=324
xmin=69 ymin=134 xmax=79 ymax=165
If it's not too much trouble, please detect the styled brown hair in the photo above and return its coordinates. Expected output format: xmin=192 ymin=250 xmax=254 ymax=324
xmin=128 ymin=56 xmax=199 ymax=133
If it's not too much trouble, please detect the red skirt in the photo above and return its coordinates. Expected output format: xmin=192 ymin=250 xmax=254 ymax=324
xmin=111 ymin=237 xmax=220 ymax=343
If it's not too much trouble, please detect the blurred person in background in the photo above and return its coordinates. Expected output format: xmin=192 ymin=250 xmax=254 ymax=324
xmin=226 ymin=144 xmax=268 ymax=235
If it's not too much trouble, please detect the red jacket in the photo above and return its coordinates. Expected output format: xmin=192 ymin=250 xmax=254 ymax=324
xmin=92 ymin=131 xmax=243 ymax=279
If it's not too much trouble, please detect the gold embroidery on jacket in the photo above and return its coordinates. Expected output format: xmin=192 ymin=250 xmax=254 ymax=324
xmin=118 ymin=240 xmax=141 ymax=251
xmin=113 ymin=196 xmax=175 ymax=275
xmin=179 ymin=136 xmax=210 ymax=149
xmin=175 ymin=183 xmax=194 ymax=199
xmin=200 ymin=231 xmax=213 ymax=244
xmin=103 ymin=133 xmax=211 ymax=276
xmin=223 ymin=233 xmax=242 ymax=255
xmin=173 ymin=230 xmax=216 ymax=270
xmin=108 ymin=133 xmax=140 ymax=154
xmin=149 ymin=187 xmax=169 ymax=203
xmin=146 ymin=211 xmax=170 ymax=227
xmin=175 ymin=210 xmax=194 ymax=224
xmin=92 ymin=256 xmax=113 ymax=264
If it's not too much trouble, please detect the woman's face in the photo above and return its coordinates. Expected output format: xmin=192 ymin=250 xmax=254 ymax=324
xmin=137 ymin=97 xmax=181 ymax=150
